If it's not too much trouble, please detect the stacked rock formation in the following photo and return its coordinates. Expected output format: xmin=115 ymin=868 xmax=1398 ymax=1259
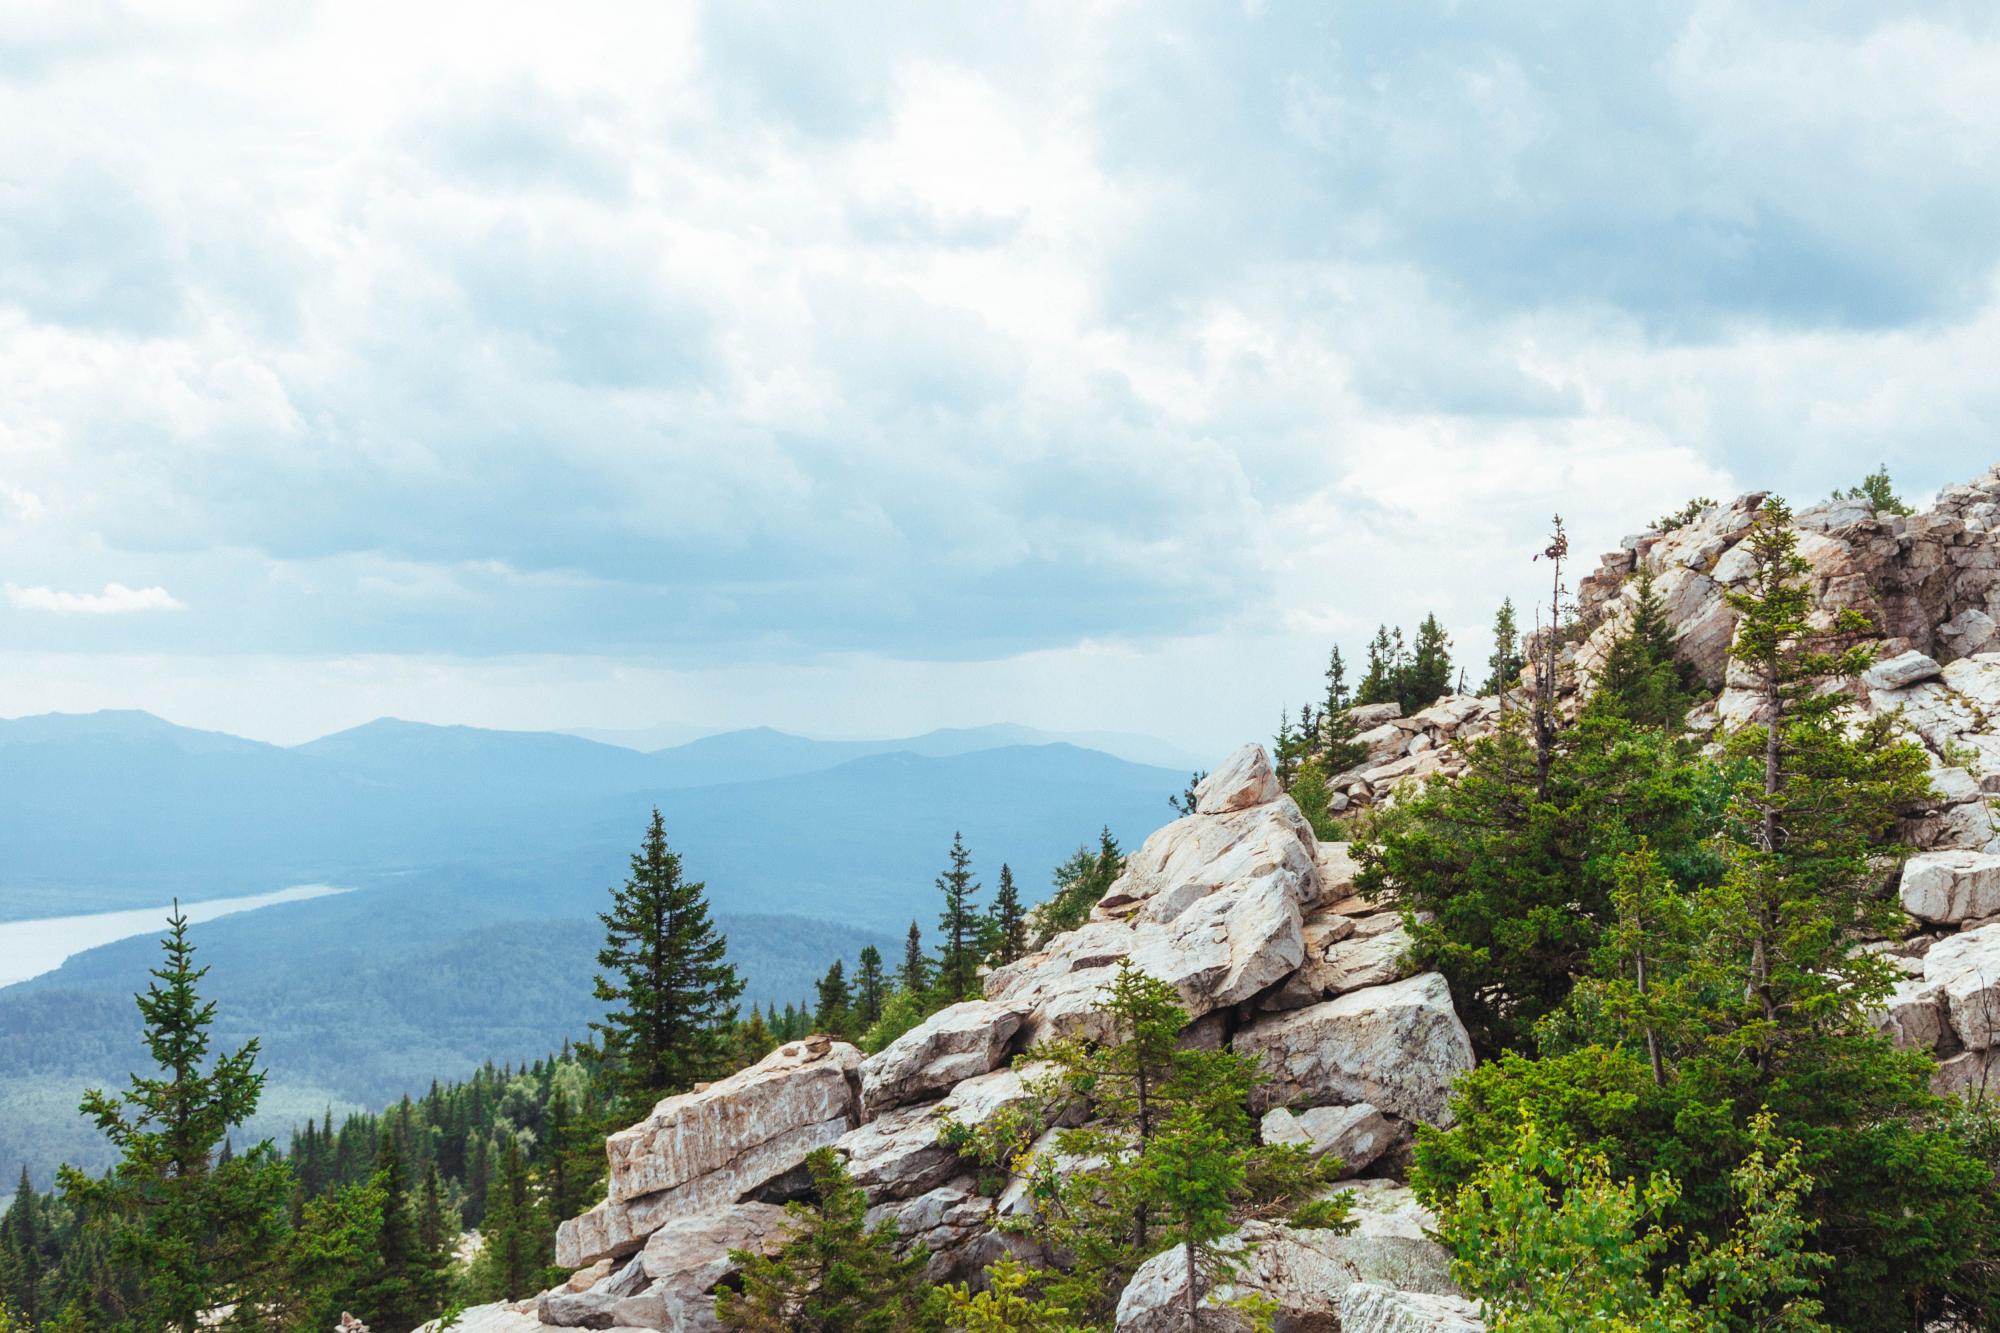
xmin=430 ymin=746 xmax=1482 ymax=1331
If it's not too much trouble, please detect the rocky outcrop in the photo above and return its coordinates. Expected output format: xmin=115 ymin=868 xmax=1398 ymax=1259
xmin=1339 ymin=1284 xmax=1485 ymax=1333
xmin=858 ymin=1000 xmax=1024 ymax=1117
xmin=1235 ymin=972 xmax=1475 ymax=1126
xmin=556 ymin=1037 xmax=861 ymax=1268
xmin=1901 ymin=851 xmax=2000 ymax=924
xmin=1261 ymin=1103 xmax=1399 ymax=1177
xmin=1113 ymin=1183 xmax=1460 ymax=1331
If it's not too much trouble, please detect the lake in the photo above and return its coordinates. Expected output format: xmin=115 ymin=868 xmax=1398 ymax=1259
xmin=0 ymin=885 xmax=350 ymax=988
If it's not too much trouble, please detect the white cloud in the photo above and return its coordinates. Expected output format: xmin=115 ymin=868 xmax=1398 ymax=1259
xmin=5 ymin=582 xmax=186 ymax=614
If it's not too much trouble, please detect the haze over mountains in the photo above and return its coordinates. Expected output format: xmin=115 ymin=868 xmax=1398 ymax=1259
xmin=0 ymin=709 xmax=1187 ymax=1182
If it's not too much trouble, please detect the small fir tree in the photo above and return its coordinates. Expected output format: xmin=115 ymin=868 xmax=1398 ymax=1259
xmin=1485 ymin=597 xmax=1523 ymax=695
xmin=1405 ymin=613 xmax=1454 ymax=711
xmin=853 ymin=946 xmax=887 ymax=1028
xmin=985 ymin=864 xmax=1028 ymax=966
xmin=715 ymin=1148 xmax=929 ymax=1332
xmin=896 ymin=922 xmax=929 ymax=997
xmin=1834 ymin=463 xmax=1912 ymax=515
xmin=814 ymin=959 xmax=852 ymax=1037
xmin=930 ymin=833 xmax=983 ymax=1002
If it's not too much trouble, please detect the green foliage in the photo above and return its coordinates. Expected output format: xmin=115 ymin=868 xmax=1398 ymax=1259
xmin=1167 ymin=772 xmax=1206 ymax=817
xmin=934 ymin=1256 xmax=1084 ymax=1332
xmin=1284 ymin=757 xmax=1343 ymax=842
xmin=854 ymin=947 xmax=887 ymax=1029
xmin=58 ymin=909 xmax=292 ymax=1333
xmin=1355 ymin=616 xmax=1455 ymax=715
xmin=1654 ymin=496 xmax=1715 ymax=532
xmin=931 ymin=833 xmax=984 ymax=1003
xmin=857 ymin=989 xmax=930 ymax=1055
xmin=941 ymin=963 xmax=1346 ymax=1329
xmin=898 ymin=921 xmax=931 ymax=997
xmin=1036 ymin=828 xmax=1125 ymax=943
xmin=814 ymin=960 xmax=853 ymax=1038
xmin=1834 ymin=463 xmax=1912 ymax=515
xmin=716 ymin=1148 xmax=930 ymax=1333
xmin=1436 ymin=1111 xmax=1829 ymax=1332
xmin=1356 ymin=710 xmax=1730 ymax=1053
xmin=466 ymin=1132 xmax=550 ymax=1302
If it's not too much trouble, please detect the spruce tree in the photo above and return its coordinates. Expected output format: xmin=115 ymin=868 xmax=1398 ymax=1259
xmin=931 ymin=833 xmax=982 ymax=1002
xmin=1 ymin=1167 xmax=44 ymax=1324
xmin=1484 ymin=597 xmax=1523 ymax=695
xmin=853 ymin=947 xmax=886 ymax=1028
xmin=985 ymin=864 xmax=1027 ymax=966
xmin=1355 ymin=625 xmax=1396 ymax=705
xmin=1405 ymin=613 xmax=1454 ymax=711
xmin=715 ymin=1148 xmax=929 ymax=1332
xmin=415 ymin=1162 xmax=454 ymax=1306
xmin=1322 ymin=644 xmax=1353 ymax=723
xmin=361 ymin=1131 xmax=426 ymax=1330
xmin=470 ymin=1134 xmax=546 ymax=1301
xmin=1594 ymin=569 xmax=1688 ymax=729
xmin=813 ymin=960 xmax=852 ymax=1036
xmin=896 ymin=922 xmax=929 ymax=997
xmin=591 ymin=808 xmax=745 ymax=1110
xmin=59 ymin=908 xmax=291 ymax=1333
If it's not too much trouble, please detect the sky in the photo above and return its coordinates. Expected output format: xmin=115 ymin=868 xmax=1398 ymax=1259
xmin=1 ymin=2 xmax=1997 ymax=757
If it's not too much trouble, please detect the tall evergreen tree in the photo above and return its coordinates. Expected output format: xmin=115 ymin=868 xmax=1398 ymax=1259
xmin=469 ymin=1134 xmax=546 ymax=1302
xmin=1323 ymin=644 xmax=1353 ymax=721
xmin=1 ymin=1167 xmax=45 ymax=1325
xmin=931 ymin=833 xmax=983 ymax=1002
xmin=415 ymin=1163 xmax=453 ymax=1301
xmin=1484 ymin=597 xmax=1523 ymax=695
xmin=361 ymin=1131 xmax=427 ymax=1330
xmin=59 ymin=908 xmax=291 ymax=1333
xmin=896 ymin=922 xmax=929 ymax=997
xmin=591 ymin=808 xmax=745 ymax=1110
xmin=985 ymin=865 xmax=1027 ymax=966
xmin=853 ymin=947 xmax=887 ymax=1028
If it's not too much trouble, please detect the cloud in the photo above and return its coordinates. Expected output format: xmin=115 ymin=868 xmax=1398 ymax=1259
xmin=0 ymin=2 xmax=1995 ymax=741
xmin=5 ymin=582 xmax=186 ymax=614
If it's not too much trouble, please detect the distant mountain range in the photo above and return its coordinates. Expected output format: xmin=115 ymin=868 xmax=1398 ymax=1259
xmin=0 ymin=709 xmax=1191 ymax=1183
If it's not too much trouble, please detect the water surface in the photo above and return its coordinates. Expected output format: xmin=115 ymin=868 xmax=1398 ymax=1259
xmin=0 ymin=885 xmax=349 ymax=988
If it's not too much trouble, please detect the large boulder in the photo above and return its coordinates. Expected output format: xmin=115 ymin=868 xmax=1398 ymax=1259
xmin=1339 ymin=1284 xmax=1485 ymax=1333
xmin=840 ymin=1064 xmax=1042 ymax=1201
xmin=1113 ymin=1185 xmax=1459 ymax=1332
xmin=858 ymin=1000 xmax=1025 ymax=1117
xmin=1235 ymin=973 xmax=1475 ymax=1126
xmin=1097 ymin=799 xmax=1321 ymax=922
xmin=1865 ymin=650 xmax=1943 ymax=691
xmin=557 ymin=1038 xmax=861 ymax=1267
xmin=1901 ymin=851 xmax=2000 ymax=924
xmin=1260 ymin=1103 xmax=1398 ymax=1177
xmin=1196 ymin=744 xmax=1284 ymax=813
xmin=1924 ymin=924 xmax=2000 ymax=1052
xmin=537 ymin=1252 xmax=650 ymax=1326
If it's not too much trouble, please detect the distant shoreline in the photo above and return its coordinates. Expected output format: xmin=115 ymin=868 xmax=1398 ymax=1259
xmin=0 ymin=884 xmax=351 ymax=989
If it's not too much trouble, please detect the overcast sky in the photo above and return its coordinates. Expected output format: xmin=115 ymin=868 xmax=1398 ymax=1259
xmin=1 ymin=2 xmax=1996 ymax=756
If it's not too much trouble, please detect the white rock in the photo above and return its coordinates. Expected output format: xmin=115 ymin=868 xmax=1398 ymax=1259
xmin=1923 ymin=924 xmax=2000 ymax=1052
xmin=1901 ymin=851 xmax=2000 ymax=924
xmin=1934 ymin=1049 xmax=2000 ymax=1100
xmin=839 ymin=1064 xmax=1042 ymax=1200
xmin=858 ymin=1000 xmax=1025 ymax=1117
xmin=1113 ymin=1209 xmax=1459 ymax=1332
xmin=1194 ymin=744 xmax=1282 ymax=814
xmin=1872 ymin=976 xmax=1946 ymax=1052
xmin=1942 ymin=609 xmax=2000 ymax=658
xmin=1099 ymin=799 xmax=1320 ymax=923
xmin=1347 ymin=702 xmax=1404 ymax=728
xmin=1340 ymin=1283 xmax=1486 ymax=1333
xmin=558 ymin=1038 xmax=860 ymax=1267
xmin=1259 ymin=1102 xmax=1398 ymax=1176
xmin=1866 ymin=650 xmax=1944 ymax=691
xmin=1235 ymin=972 xmax=1475 ymax=1126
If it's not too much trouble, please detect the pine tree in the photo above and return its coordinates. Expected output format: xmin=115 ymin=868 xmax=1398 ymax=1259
xmin=853 ymin=947 xmax=886 ymax=1028
xmin=814 ymin=960 xmax=852 ymax=1036
xmin=1594 ymin=569 xmax=1688 ymax=729
xmin=361 ymin=1131 xmax=426 ymax=1330
xmin=1323 ymin=644 xmax=1353 ymax=722
xmin=736 ymin=1009 xmax=775 ymax=1066
xmin=1 ymin=1167 xmax=45 ymax=1324
xmin=1485 ymin=597 xmax=1523 ymax=695
xmin=931 ymin=833 xmax=983 ymax=1002
xmin=896 ymin=922 xmax=929 ymax=997
xmin=591 ymin=808 xmax=746 ymax=1111
xmin=1834 ymin=463 xmax=1912 ymax=515
xmin=1356 ymin=625 xmax=1397 ymax=706
xmin=1406 ymin=613 xmax=1454 ymax=712
xmin=985 ymin=864 xmax=1027 ymax=966
xmin=470 ymin=1134 xmax=546 ymax=1301
xmin=58 ymin=907 xmax=291 ymax=1333
xmin=715 ymin=1148 xmax=929 ymax=1332
xmin=415 ymin=1163 xmax=454 ymax=1307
